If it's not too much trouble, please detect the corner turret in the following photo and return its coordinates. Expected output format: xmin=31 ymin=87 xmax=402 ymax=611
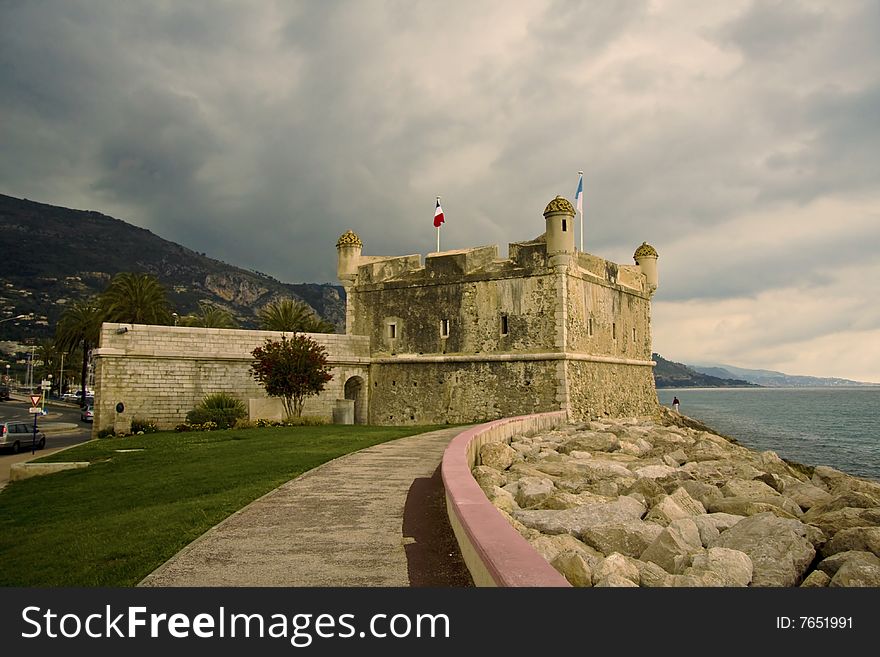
xmin=336 ymin=230 xmax=363 ymax=283
xmin=543 ymin=196 xmax=576 ymax=257
xmin=633 ymin=242 xmax=659 ymax=294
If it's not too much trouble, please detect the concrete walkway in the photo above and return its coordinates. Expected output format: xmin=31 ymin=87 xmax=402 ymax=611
xmin=139 ymin=426 xmax=473 ymax=587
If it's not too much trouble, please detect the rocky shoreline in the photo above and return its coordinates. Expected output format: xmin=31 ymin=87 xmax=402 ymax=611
xmin=472 ymin=409 xmax=880 ymax=587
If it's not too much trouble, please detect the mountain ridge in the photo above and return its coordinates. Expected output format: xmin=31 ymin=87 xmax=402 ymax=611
xmin=652 ymin=353 xmax=759 ymax=388
xmin=689 ymin=363 xmax=876 ymax=387
xmin=0 ymin=194 xmax=346 ymax=342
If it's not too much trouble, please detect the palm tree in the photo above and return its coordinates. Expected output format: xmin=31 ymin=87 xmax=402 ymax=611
xmin=100 ymin=272 xmax=172 ymax=325
xmin=258 ymin=298 xmax=335 ymax=333
xmin=55 ymin=299 xmax=104 ymax=404
xmin=179 ymin=302 xmax=238 ymax=329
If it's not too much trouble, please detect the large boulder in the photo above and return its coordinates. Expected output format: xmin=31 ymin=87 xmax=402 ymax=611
xmin=487 ymin=486 xmax=518 ymax=514
xmin=514 ymin=476 xmax=555 ymax=508
xmin=829 ymin=552 xmax=880 ymax=587
xmin=817 ymin=550 xmax=877 ymax=577
xmin=689 ymin=439 xmax=734 ymax=462
xmin=580 ymin=519 xmax=664 ymax=558
xmin=624 ymin=478 xmax=666 ymax=507
xmin=680 ymin=481 xmax=724 ymax=509
xmin=803 ymin=507 xmax=880 ymax=537
xmin=558 ymin=432 xmax=620 ymax=454
xmin=690 ymin=513 xmax=745 ymax=547
xmin=802 ymin=491 xmax=880 ymax=521
xmin=471 ymin=465 xmax=508 ymax=493
xmin=640 ymin=518 xmax=704 ymax=574
xmin=593 ymin=573 xmax=639 ymax=587
xmin=528 ymin=533 xmax=603 ymax=567
xmin=812 ymin=466 xmax=880 ymax=499
xmin=707 ymin=498 xmax=800 ymax=520
xmin=551 ymin=550 xmax=593 ymax=587
xmin=709 ymin=512 xmax=815 ymax=587
xmin=800 ymin=570 xmax=831 ymax=587
xmin=681 ymin=460 xmax=763 ymax=485
xmin=592 ymin=553 xmax=641 ymax=586
xmin=480 ymin=442 xmax=518 ymax=470
xmin=644 ymin=487 xmax=706 ymax=526
xmin=633 ymin=464 xmax=679 ymax=480
xmin=720 ymin=478 xmax=780 ymax=499
xmin=662 ymin=449 xmax=689 ymax=467
xmin=537 ymin=490 xmax=610 ymax=510
xmin=820 ymin=526 xmax=880 ymax=558
xmin=779 ymin=480 xmax=833 ymax=511
xmin=513 ymin=496 xmax=646 ymax=537
xmin=618 ymin=438 xmax=653 ymax=457
xmin=683 ymin=547 xmax=753 ymax=587
xmin=758 ymin=450 xmax=807 ymax=479
xmin=637 ymin=560 xmax=673 ymax=587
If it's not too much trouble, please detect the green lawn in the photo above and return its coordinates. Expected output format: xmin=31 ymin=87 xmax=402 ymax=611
xmin=0 ymin=424 xmax=442 ymax=586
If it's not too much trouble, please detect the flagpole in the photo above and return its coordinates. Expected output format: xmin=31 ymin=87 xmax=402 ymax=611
xmin=436 ymin=196 xmax=441 ymax=252
xmin=578 ymin=171 xmax=584 ymax=253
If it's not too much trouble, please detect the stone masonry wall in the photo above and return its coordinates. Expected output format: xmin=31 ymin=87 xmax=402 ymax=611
xmin=566 ymin=268 xmax=652 ymax=360
xmin=353 ymin=272 xmax=558 ymax=356
xmin=566 ymin=359 xmax=659 ymax=421
xmin=93 ymin=323 xmax=369 ymax=434
xmin=369 ymin=359 xmax=561 ymax=425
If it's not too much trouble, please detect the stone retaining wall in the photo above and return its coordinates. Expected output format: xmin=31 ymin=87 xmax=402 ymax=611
xmin=441 ymin=411 xmax=571 ymax=586
xmin=92 ymin=323 xmax=370 ymax=434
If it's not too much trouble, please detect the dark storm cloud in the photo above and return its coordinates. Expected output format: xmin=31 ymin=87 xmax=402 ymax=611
xmin=1 ymin=1 xmax=879 ymax=377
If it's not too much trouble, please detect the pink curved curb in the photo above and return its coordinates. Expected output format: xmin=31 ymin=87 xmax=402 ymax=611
xmin=441 ymin=412 xmax=571 ymax=587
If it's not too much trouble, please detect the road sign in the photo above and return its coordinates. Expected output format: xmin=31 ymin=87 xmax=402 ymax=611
xmin=30 ymin=394 xmax=41 ymax=406
xmin=29 ymin=406 xmax=42 ymax=414
xmin=41 ymin=380 xmax=52 ymax=390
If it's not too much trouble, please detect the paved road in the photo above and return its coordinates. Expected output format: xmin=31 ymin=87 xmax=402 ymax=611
xmin=0 ymin=395 xmax=92 ymax=488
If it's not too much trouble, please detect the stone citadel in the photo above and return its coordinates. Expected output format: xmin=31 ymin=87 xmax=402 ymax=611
xmin=92 ymin=196 xmax=659 ymax=433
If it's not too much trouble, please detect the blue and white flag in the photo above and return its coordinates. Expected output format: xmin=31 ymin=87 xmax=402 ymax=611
xmin=575 ymin=173 xmax=583 ymax=214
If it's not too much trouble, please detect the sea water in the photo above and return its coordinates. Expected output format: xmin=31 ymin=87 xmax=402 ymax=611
xmin=656 ymin=387 xmax=880 ymax=482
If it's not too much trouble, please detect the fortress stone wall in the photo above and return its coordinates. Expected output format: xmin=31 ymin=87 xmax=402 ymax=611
xmin=92 ymin=325 xmax=369 ymax=433
xmin=93 ymin=195 xmax=660 ymax=432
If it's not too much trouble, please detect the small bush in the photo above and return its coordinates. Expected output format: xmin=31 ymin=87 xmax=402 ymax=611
xmin=185 ymin=392 xmax=247 ymax=429
xmin=96 ymin=428 xmax=114 ymax=439
xmin=174 ymin=423 xmax=192 ymax=432
xmin=130 ymin=418 xmax=159 ymax=434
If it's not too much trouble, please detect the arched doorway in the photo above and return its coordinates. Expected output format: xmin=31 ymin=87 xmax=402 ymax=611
xmin=344 ymin=375 xmax=367 ymax=425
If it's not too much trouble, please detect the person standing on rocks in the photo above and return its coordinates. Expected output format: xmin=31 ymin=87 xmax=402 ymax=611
xmin=672 ymin=396 xmax=680 ymax=413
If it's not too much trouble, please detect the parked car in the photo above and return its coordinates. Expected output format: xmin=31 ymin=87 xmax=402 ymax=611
xmin=81 ymin=405 xmax=94 ymax=422
xmin=63 ymin=390 xmax=94 ymax=403
xmin=0 ymin=420 xmax=46 ymax=453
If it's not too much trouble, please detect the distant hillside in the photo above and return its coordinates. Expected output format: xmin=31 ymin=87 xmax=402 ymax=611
xmin=0 ymin=194 xmax=345 ymax=341
xmin=690 ymin=363 xmax=876 ymax=387
xmin=652 ymin=353 xmax=759 ymax=388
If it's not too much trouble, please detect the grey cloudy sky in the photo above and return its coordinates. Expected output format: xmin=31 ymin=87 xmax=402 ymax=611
xmin=2 ymin=1 xmax=879 ymax=381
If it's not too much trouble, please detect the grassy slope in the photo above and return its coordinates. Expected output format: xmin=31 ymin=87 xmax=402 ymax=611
xmin=0 ymin=424 xmax=441 ymax=586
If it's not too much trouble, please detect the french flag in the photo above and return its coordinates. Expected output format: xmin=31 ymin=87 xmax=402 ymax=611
xmin=433 ymin=199 xmax=445 ymax=227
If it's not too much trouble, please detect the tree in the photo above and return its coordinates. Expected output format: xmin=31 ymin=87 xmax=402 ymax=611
xmin=251 ymin=335 xmax=333 ymax=418
xmin=258 ymin=298 xmax=335 ymax=333
xmin=100 ymin=272 xmax=172 ymax=325
xmin=55 ymin=299 xmax=104 ymax=404
xmin=179 ymin=302 xmax=238 ymax=329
